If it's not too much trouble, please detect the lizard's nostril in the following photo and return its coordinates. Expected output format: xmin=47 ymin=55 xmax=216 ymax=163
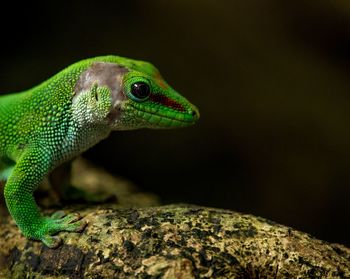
xmin=190 ymin=106 xmax=200 ymax=120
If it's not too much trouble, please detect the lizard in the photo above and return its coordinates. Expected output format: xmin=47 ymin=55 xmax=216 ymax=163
xmin=0 ymin=55 xmax=199 ymax=248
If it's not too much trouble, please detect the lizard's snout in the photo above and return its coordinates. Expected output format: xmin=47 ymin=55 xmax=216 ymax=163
xmin=189 ymin=105 xmax=200 ymax=122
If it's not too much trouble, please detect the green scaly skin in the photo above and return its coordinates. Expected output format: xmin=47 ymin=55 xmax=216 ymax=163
xmin=0 ymin=55 xmax=199 ymax=248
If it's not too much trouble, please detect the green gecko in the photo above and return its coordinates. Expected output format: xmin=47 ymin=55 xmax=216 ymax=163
xmin=0 ymin=55 xmax=199 ymax=248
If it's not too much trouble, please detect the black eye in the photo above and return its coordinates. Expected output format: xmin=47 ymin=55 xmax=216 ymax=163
xmin=130 ymin=82 xmax=150 ymax=101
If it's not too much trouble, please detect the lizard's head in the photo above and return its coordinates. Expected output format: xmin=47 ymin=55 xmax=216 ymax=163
xmin=75 ymin=56 xmax=199 ymax=130
xmin=113 ymin=58 xmax=200 ymax=130
xmin=119 ymin=66 xmax=199 ymax=130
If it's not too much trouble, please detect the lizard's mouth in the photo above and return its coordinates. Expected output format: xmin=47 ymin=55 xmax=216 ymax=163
xmin=127 ymin=102 xmax=200 ymax=128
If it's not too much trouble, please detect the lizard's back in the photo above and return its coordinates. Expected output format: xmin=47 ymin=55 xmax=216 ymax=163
xmin=0 ymin=80 xmax=75 ymax=166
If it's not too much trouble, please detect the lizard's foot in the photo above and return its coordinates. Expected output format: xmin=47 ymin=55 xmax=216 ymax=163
xmin=35 ymin=211 xmax=87 ymax=248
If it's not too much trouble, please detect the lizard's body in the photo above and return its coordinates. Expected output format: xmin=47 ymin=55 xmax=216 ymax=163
xmin=0 ymin=55 xmax=199 ymax=247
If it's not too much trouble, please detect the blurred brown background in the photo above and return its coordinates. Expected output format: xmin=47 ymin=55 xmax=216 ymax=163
xmin=0 ymin=1 xmax=349 ymax=246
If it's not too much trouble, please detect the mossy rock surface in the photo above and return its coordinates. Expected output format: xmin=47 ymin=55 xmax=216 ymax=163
xmin=0 ymin=204 xmax=349 ymax=278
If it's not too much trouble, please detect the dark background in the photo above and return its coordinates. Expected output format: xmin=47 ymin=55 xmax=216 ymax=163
xmin=0 ymin=1 xmax=349 ymax=246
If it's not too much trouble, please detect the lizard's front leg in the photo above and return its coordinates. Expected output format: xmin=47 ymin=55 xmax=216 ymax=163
xmin=4 ymin=146 xmax=86 ymax=248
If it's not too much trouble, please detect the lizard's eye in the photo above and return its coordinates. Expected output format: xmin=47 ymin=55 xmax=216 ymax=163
xmin=129 ymin=82 xmax=150 ymax=102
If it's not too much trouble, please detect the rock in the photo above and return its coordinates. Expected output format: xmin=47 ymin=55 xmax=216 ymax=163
xmin=0 ymin=204 xmax=349 ymax=278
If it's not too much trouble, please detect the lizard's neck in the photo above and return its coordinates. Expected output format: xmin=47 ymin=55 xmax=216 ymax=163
xmin=53 ymin=120 xmax=111 ymax=167
xmin=52 ymin=95 xmax=112 ymax=166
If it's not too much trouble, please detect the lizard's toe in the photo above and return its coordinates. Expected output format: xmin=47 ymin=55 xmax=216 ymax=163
xmin=54 ymin=213 xmax=86 ymax=232
xmin=51 ymin=210 xmax=66 ymax=219
xmin=59 ymin=212 xmax=82 ymax=224
xmin=60 ymin=219 xmax=87 ymax=232
xmin=68 ymin=219 xmax=87 ymax=232
xmin=41 ymin=235 xmax=62 ymax=249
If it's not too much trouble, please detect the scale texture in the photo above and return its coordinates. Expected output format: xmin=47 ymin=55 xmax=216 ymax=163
xmin=0 ymin=55 xmax=199 ymax=247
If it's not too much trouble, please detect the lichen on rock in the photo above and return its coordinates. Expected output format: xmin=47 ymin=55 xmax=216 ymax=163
xmin=0 ymin=204 xmax=349 ymax=278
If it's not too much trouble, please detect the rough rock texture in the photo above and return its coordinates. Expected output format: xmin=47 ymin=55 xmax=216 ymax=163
xmin=0 ymin=204 xmax=349 ymax=278
xmin=0 ymin=159 xmax=349 ymax=278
